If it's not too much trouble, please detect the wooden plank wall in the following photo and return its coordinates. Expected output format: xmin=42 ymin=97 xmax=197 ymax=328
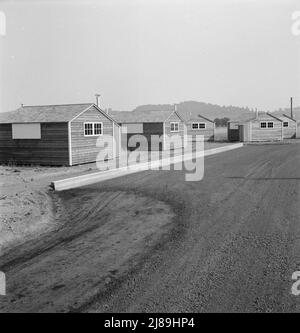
xmin=240 ymin=123 xmax=250 ymax=142
xmin=186 ymin=117 xmax=214 ymax=141
xmin=0 ymin=123 xmax=69 ymax=165
xmin=70 ymin=106 xmax=114 ymax=165
xmin=251 ymin=117 xmax=282 ymax=141
xmin=164 ymin=113 xmax=185 ymax=148
xmin=282 ymin=120 xmax=297 ymax=139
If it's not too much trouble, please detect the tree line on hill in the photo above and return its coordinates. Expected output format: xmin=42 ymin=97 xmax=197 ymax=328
xmin=129 ymin=101 xmax=300 ymax=122
xmin=213 ymin=117 xmax=230 ymax=127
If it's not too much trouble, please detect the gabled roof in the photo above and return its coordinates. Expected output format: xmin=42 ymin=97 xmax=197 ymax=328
xmin=278 ymin=114 xmax=297 ymax=122
xmin=109 ymin=110 xmax=184 ymax=123
xmin=176 ymin=109 xmax=214 ymax=123
xmin=229 ymin=112 xmax=283 ymax=123
xmin=0 ymin=103 xmax=119 ymax=124
xmin=185 ymin=114 xmax=215 ymax=123
xmin=270 ymin=113 xmax=284 ymax=121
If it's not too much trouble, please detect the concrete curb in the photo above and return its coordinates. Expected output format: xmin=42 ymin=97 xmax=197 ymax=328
xmin=52 ymin=143 xmax=243 ymax=191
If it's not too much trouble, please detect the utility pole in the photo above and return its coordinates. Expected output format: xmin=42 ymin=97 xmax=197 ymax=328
xmin=290 ymin=97 xmax=293 ymax=119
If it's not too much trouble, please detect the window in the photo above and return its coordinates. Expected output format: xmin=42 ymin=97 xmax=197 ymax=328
xmin=260 ymin=122 xmax=267 ymax=128
xmin=84 ymin=122 xmax=103 ymax=136
xmin=94 ymin=122 xmax=102 ymax=135
xmin=267 ymin=122 xmax=274 ymax=128
xmin=12 ymin=123 xmax=41 ymax=139
xmin=191 ymin=122 xmax=206 ymax=130
xmin=283 ymin=122 xmax=289 ymax=127
xmin=84 ymin=123 xmax=93 ymax=136
xmin=170 ymin=122 xmax=179 ymax=132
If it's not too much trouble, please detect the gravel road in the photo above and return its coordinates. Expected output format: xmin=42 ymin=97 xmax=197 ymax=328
xmin=0 ymin=144 xmax=299 ymax=312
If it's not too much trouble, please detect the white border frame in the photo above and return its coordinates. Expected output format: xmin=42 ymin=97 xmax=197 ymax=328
xmin=191 ymin=122 xmax=206 ymax=130
xmin=283 ymin=121 xmax=289 ymax=128
xmin=68 ymin=122 xmax=72 ymax=166
xmin=170 ymin=121 xmax=179 ymax=133
xmin=84 ymin=122 xmax=103 ymax=137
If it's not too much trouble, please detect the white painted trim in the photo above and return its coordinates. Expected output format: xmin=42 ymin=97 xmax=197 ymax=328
xmin=259 ymin=121 xmax=274 ymax=129
xmin=70 ymin=104 xmax=121 ymax=127
xmin=69 ymin=105 xmax=95 ymax=122
xmin=163 ymin=110 xmax=185 ymax=123
xmin=83 ymin=122 xmax=103 ymax=137
xmin=163 ymin=121 xmax=166 ymax=150
xmin=112 ymin=121 xmax=115 ymax=158
xmin=118 ymin=125 xmax=122 ymax=156
xmin=283 ymin=121 xmax=289 ymax=128
xmin=93 ymin=104 xmax=121 ymax=126
xmin=164 ymin=110 xmax=175 ymax=122
xmin=170 ymin=121 xmax=179 ymax=132
xmin=68 ymin=121 xmax=73 ymax=166
xmin=191 ymin=122 xmax=206 ymax=130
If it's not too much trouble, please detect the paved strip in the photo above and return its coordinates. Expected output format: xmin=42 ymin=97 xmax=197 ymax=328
xmin=52 ymin=143 xmax=243 ymax=191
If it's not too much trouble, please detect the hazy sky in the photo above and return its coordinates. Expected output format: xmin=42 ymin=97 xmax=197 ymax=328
xmin=0 ymin=0 xmax=299 ymax=112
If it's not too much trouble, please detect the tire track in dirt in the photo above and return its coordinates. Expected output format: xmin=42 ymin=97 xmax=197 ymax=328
xmin=83 ymin=144 xmax=300 ymax=313
xmin=0 ymin=144 xmax=299 ymax=312
xmin=0 ymin=189 xmax=177 ymax=312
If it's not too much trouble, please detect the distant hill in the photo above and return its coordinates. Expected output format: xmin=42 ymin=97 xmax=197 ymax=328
xmin=130 ymin=101 xmax=300 ymax=123
xmin=132 ymin=101 xmax=255 ymax=121
xmin=272 ymin=107 xmax=300 ymax=121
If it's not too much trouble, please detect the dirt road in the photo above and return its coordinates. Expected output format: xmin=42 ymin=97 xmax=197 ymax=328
xmin=0 ymin=144 xmax=300 ymax=312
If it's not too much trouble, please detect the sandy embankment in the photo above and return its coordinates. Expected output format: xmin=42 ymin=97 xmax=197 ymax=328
xmin=0 ymin=160 xmax=112 ymax=253
xmin=0 ymin=167 xmax=60 ymax=253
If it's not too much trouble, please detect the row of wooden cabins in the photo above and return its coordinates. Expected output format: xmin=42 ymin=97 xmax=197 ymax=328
xmin=0 ymin=103 xmax=297 ymax=166
xmin=0 ymin=104 xmax=215 ymax=165
xmin=228 ymin=112 xmax=297 ymax=142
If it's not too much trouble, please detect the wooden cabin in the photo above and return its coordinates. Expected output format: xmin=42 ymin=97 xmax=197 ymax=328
xmin=228 ymin=112 xmax=284 ymax=142
xmin=0 ymin=103 xmax=121 ymax=166
xmin=278 ymin=114 xmax=297 ymax=139
xmin=175 ymin=109 xmax=215 ymax=141
xmin=109 ymin=110 xmax=185 ymax=151
xmin=185 ymin=115 xmax=215 ymax=141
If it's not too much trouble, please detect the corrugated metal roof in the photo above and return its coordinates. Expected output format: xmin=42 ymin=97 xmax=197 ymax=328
xmin=108 ymin=110 xmax=179 ymax=123
xmin=0 ymin=104 xmax=96 ymax=123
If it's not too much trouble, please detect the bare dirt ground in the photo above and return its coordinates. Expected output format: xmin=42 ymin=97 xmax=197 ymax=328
xmin=0 ymin=142 xmax=299 ymax=312
xmin=0 ymin=142 xmax=229 ymax=253
xmin=0 ymin=189 xmax=175 ymax=312
xmin=0 ymin=164 xmax=94 ymax=253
